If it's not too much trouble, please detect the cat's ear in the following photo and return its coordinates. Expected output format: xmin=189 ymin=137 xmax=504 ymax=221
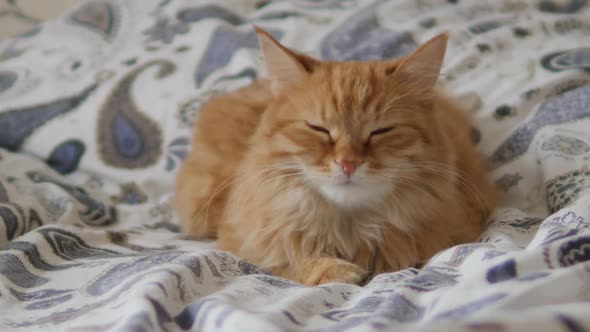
xmin=388 ymin=33 xmax=448 ymax=91
xmin=254 ymin=26 xmax=318 ymax=94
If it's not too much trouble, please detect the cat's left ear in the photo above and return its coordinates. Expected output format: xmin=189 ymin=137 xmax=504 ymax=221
xmin=388 ymin=33 xmax=448 ymax=91
xmin=254 ymin=26 xmax=318 ymax=95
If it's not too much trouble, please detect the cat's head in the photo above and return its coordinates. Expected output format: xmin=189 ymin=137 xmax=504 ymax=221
xmin=254 ymin=27 xmax=449 ymax=209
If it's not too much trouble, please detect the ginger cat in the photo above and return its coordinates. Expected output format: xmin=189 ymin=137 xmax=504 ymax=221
xmin=174 ymin=27 xmax=497 ymax=286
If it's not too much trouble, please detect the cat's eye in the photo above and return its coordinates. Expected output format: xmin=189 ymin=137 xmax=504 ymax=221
xmin=305 ymin=121 xmax=331 ymax=136
xmin=370 ymin=126 xmax=395 ymax=137
xmin=366 ymin=126 xmax=395 ymax=145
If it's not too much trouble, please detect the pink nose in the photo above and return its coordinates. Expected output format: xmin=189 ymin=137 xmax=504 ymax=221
xmin=338 ymin=160 xmax=361 ymax=177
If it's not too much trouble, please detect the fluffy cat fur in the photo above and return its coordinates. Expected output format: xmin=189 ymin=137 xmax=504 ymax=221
xmin=174 ymin=27 xmax=497 ymax=286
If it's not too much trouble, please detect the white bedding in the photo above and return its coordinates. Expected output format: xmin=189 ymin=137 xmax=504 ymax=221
xmin=0 ymin=0 xmax=590 ymax=331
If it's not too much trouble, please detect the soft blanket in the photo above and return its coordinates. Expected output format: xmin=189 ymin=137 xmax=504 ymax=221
xmin=0 ymin=0 xmax=589 ymax=331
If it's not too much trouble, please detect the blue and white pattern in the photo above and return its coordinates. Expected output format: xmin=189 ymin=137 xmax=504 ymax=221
xmin=0 ymin=0 xmax=590 ymax=331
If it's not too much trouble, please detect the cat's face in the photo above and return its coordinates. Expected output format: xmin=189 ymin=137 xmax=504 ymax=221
xmin=255 ymin=28 xmax=448 ymax=209
xmin=270 ymin=65 xmax=436 ymax=208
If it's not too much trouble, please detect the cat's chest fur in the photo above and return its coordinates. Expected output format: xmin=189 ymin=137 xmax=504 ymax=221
xmin=267 ymin=184 xmax=388 ymax=260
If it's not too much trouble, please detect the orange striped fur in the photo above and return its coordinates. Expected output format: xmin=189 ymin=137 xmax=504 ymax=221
xmin=174 ymin=28 xmax=497 ymax=285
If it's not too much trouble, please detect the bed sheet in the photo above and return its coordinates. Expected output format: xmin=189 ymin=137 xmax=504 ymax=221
xmin=0 ymin=0 xmax=590 ymax=331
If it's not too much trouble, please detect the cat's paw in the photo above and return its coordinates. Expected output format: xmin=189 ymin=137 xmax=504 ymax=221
xmin=304 ymin=257 xmax=368 ymax=286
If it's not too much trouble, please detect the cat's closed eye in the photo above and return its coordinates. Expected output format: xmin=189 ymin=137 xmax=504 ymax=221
xmin=305 ymin=121 xmax=332 ymax=139
xmin=367 ymin=126 xmax=395 ymax=144
xmin=370 ymin=126 xmax=395 ymax=136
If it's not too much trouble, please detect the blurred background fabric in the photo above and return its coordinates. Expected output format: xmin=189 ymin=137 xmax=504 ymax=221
xmin=0 ymin=0 xmax=590 ymax=331
xmin=0 ymin=0 xmax=80 ymax=40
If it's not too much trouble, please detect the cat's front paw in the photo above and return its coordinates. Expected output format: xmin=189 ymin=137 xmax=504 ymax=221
xmin=304 ymin=257 xmax=368 ymax=286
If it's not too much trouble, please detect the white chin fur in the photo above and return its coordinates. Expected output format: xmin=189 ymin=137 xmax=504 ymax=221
xmin=319 ymin=183 xmax=384 ymax=209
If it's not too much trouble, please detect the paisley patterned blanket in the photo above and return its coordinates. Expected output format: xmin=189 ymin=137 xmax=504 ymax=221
xmin=0 ymin=0 xmax=590 ymax=331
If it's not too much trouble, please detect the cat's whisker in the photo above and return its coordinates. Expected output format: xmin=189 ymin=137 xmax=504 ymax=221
xmin=391 ymin=164 xmax=473 ymax=196
xmin=230 ymin=167 xmax=293 ymax=201
xmin=229 ymin=170 xmax=307 ymax=218
xmin=387 ymin=162 xmax=489 ymax=210
xmin=228 ymin=164 xmax=304 ymax=203
xmin=195 ymin=164 xmax=295 ymax=228
xmin=191 ymin=173 xmax=239 ymax=227
xmin=386 ymin=173 xmax=449 ymax=201
xmin=407 ymin=161 xmax=488 ymax=206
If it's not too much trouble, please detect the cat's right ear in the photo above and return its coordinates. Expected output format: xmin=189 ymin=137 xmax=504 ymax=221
xmin=255 ymin=26 xmax=318 ymax=95
xmin=387 ymin=32 xmax=448 ymax=92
